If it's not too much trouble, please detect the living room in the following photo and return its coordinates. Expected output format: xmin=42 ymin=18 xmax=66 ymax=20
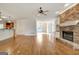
xmin=0 ymin=3 xmax=79 ymax=55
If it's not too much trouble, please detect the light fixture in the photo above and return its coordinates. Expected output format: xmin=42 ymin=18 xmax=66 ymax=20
xmin=55 ymin=3 xmax=70 ymax=15
xmin=56 ymin=11 xmax=59 ymax=14
xmin=64 ymin=3 xmax=71 ymax=7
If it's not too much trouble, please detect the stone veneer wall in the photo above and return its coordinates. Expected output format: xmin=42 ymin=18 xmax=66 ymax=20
xmin=59 ymin=4 xmax=79 ymax=49
xmin=60 ymin=4 xmax=79 ymax=23
xmin=59 ymin=26 xmax=75 ymax=48
xmin=60 ymin=26 xmax=74 ymax=39
xmin=74 ymin=24 xmax=79 ymax=44
xmin=60 ymin=25 xmax=79 ymax=44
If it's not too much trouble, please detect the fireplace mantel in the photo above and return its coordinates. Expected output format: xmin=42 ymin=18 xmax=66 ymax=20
xmin=60 ymin=20 xmax=79 ymax=27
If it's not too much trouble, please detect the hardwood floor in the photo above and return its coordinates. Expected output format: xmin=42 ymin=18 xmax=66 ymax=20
xmin=55 ymin=39 xmax=74 ymax=55
xmin=0 ymin=35 xmax=55 ymax=55
xmin=0 ymin=35 xmax=79 ymax=55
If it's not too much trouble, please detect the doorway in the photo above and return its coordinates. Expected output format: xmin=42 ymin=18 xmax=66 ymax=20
xmin=36 ymin=20 xmax=56 ymax=54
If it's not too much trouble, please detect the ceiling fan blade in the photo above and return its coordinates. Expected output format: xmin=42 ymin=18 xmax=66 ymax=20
xmin=42 ymin=12 xmax=47 ymax=15
xmin=44 ymin=10 xmax=48 ymax=12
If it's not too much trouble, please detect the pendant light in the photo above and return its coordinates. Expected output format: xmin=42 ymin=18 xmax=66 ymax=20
xmin=8 ymin=16 xmax=11 ymax=22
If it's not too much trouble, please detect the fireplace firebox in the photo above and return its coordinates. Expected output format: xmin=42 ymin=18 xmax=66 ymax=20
xmin=62 ymin=31 xmax=73 ymax=42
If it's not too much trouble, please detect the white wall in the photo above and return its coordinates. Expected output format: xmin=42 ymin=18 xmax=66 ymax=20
xmin=16 ymin=19 xmax=36 ymax=35
xmin=15 ymin=18 xmax=56 ymax=36
xmin=0 ymin=17 xmax=56 ymax=41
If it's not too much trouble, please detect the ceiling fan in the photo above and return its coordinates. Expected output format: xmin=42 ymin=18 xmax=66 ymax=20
xmin=38 ymin=7 xmax=48 ymax=15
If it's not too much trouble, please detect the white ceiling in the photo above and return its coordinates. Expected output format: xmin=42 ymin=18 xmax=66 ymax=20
xmin=0 ymin=3 xmax=68 ymax=20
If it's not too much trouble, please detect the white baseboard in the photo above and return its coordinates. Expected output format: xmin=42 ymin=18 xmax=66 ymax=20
xmin=16 ymin=33 xmax=36 ymax=36
xmin=24 ymin=34 xmax=36 ymax=36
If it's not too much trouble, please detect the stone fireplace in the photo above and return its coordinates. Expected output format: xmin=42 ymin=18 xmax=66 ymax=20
xmin=60 ymin=20 xmax=79 ymax=46
xmin=59 ymin=4 xmax=79 ymax=49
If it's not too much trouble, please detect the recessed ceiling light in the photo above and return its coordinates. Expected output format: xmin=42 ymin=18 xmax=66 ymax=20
xmin=64 ymin=3 xmax=70 ymax=7
xmin=56 ymin=11 xmax=59 ymax=14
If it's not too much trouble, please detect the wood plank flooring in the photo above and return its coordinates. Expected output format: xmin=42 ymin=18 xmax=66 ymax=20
xmin=55 ymin=39 xmax=74 ymax=55
xmin=0 ymin=35 xmax=55 ymax=55
xmin=0 ymin=35 xmax=79 ymax=55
